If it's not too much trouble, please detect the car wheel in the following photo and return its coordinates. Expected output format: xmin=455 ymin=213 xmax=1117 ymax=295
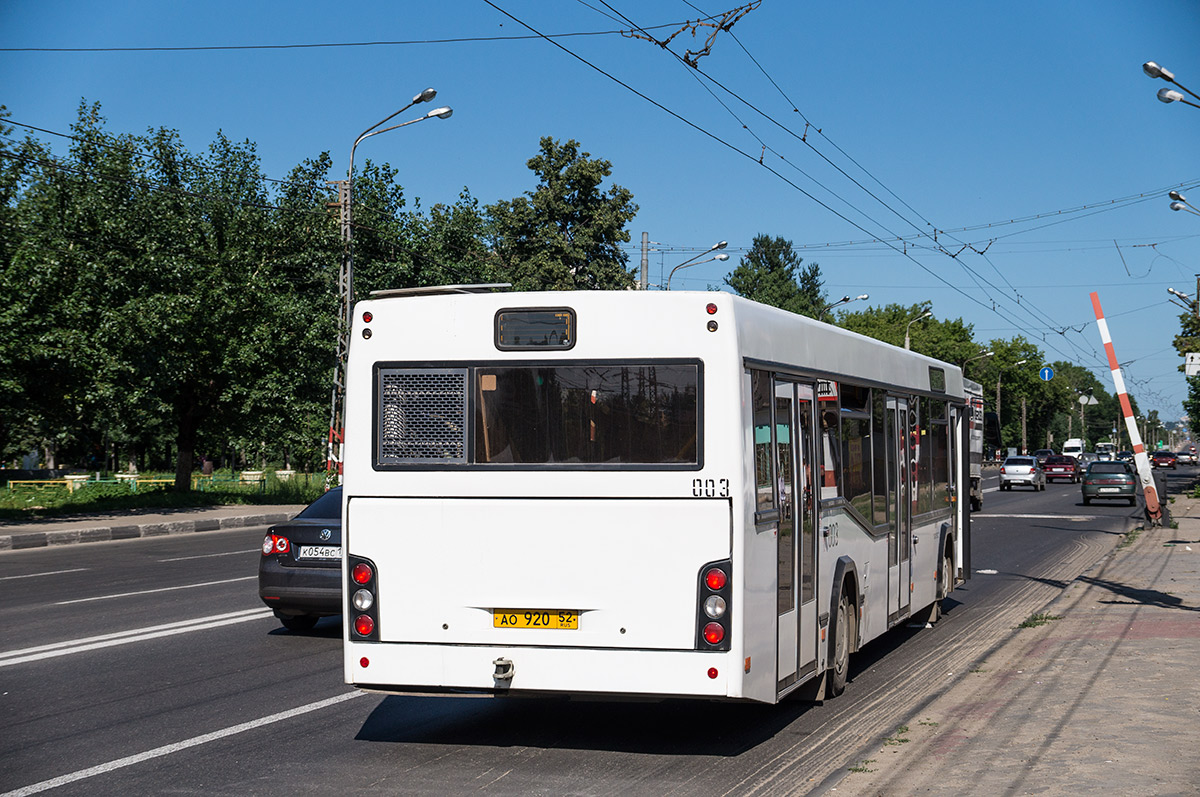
xmin=829 ymin=589 xmax=852 ymax=697
xmin=279 ymin=614 xmax=319 ymax=632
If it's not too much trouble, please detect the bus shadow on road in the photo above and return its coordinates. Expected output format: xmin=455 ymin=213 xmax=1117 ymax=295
xmin=355 ymin=691 xmax=814 ymax=755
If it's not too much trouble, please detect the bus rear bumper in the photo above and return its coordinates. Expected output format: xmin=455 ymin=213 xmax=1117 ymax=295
xmin=344 ymin=642 xmax=747 ymax=701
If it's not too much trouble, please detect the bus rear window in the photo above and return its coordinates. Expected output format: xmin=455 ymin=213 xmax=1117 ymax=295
xmin=475 ymin=364 xmax=700 ymax=466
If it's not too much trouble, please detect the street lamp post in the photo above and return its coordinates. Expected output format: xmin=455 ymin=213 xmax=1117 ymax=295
xmin=904 ymin=309 xmax=932 ymax=350
xmin=996 ymin=359 xmax=1027 ymax=456
xmin=327 ymin=88 xmax=453 ymax=478
xmin=666 ymin=241 xmax=728 ymax=290
xmin=821 ymin=293 xmax=869 ymax=320
xmin=1144 ymin=61 xmax=1200 ymax=109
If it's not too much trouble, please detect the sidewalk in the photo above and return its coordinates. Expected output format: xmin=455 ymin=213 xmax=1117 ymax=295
xmin=829 ymin=492 xmax=1200 ymax=795
xmin=0 ymin=503 xmax=307 ymax=551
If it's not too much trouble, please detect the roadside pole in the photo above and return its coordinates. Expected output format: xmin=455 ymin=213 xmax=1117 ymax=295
xmin=1091 ymin=292 xmax=1162 ymax=523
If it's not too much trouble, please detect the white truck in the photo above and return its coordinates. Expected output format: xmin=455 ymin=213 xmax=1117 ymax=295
xmin=1062 ymin=438 xmax=1086 ymax=458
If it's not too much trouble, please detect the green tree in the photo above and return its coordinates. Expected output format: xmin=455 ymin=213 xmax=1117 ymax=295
xmin=486 ymin=137 xmax=637 ymax=291
xmin=837 ymin=303 xmax=978 ymax=365
xmin=723 ymin=234 xmax=825 ymax=317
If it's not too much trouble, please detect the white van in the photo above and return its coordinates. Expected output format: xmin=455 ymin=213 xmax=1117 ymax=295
xmin=1062 ymin=438 xmax=1085 ymax=458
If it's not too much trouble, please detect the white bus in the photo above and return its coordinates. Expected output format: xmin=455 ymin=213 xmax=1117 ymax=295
xmin=342 ymin=287 xmax=970 ymax=704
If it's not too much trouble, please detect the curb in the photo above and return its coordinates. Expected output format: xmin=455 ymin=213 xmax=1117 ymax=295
xmin=0 ymin=512 xmax=296 ymax=552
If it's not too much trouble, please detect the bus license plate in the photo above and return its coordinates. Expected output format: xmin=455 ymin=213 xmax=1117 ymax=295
xmin=298 ymin=545 xmax=341 ymax=560
xmin=493 ymin=610 xmax=578 ymax=629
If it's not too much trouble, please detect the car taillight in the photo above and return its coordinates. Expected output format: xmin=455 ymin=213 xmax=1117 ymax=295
xmin=999 ymin=467 xmax=1006 ymax=474
xmin=261 ymin=533 xmax=289 ymax=555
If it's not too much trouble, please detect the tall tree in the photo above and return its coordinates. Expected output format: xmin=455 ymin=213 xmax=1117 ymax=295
xmin=837 ymin=303 xmax=977 ymax=365
xmin=486 ymin=137 xmax=637 ymax=291
xmin=723 ymin=234 xmax=825 ymax=317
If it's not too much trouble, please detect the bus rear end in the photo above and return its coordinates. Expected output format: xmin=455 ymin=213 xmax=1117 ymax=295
xmin=342 ymin=289 xmax=750 ymax=701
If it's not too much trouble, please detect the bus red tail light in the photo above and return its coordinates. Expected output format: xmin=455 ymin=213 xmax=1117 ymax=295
xmin=696 ymin=558 xmax=732 ymax=651
xmin=348 ymin=555 xmax=379 ymax=641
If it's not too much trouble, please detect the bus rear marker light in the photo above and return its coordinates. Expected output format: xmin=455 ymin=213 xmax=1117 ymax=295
xmin=706 ymin=303 xmax=717 ymax=315
xmin=705 ymin=568 xmax=727 ymax=591
xmin=707 ymin=667 xmax=718 ymax=679
xmin=706 ymin=321 xmax=718 ymax=332
xmin=703 ymin=622 xmax=725 ymax=645
xmin=354 ymin=615 xmax=374 ymax=636
xmin=362 ymin=311 xmax=373 ymax=323
xmin=360 ymin=657 xmax=370 ymax=668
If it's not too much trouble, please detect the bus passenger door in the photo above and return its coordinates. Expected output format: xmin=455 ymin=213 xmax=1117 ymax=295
xmin=775 ymin=380 xmax=819 ymax=695
xmin=774 ymin=381 xmax=798 ymax=689
xmin=888 ymin=397 xmax=912 ymax=619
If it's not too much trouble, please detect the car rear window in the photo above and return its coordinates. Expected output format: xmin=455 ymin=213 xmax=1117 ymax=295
xmin=1005 ymin=458 xmax=1035 ymax=466
xmin=1045 ymin=457 xmax=1073 ymax=465
xmin=1089 ymin=463 xmax=1129 ymax=474
xmin=297 ymin=487 xmax=343 ymax=519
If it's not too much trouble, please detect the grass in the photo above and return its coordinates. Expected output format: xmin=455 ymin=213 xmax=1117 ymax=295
xmin=1018 ymin=612 xmax=1062 ymax=629
xmin=848 ymin=759 xmax=876 ymax=773
xmin=0 ymin=473 xmax=327 ymax=520
xmin=883 ymin=725 xmax=910 ymax=746
xmin=1118 ymin=528 xmax=1142 ymax=549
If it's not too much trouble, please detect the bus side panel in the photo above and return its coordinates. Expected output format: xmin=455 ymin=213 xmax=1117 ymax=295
xmin=347 ymin=497 xmax=731 ymax=651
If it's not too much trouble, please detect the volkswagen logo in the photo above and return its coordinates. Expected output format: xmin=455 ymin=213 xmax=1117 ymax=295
xmin=319 ymin=528 xmax=332 ymax=541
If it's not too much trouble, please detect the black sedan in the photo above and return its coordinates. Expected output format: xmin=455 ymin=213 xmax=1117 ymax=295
xmin=259 ymin=487 xmax=342 ymax=631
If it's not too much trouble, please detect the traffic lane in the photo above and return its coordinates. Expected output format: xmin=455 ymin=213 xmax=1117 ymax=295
xmin=0 ymin=525 xmax=277 ymax=645
xmin=0 ymin=604 xmax=346 ymax=793
xmin=3 ymin=495 xmax=1133 ymax=797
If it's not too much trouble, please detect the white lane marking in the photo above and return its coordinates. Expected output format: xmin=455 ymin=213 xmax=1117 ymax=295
xmin=54 ymin=575 xmax=257 ymax=605
xmin=1 ymin=691 xmax=367 ymax=797
xmin=972 ymin=514 xmax=1103 ymax=521
xmin=0 ymin=608 xmax=272 ymax=667
xmin=976 ymin=569 xmax=999 ymax=574
xmin=158 ymin=549 xmax=259 ymax=563
xmin=0 ymin=568 xmax=89 ymax=582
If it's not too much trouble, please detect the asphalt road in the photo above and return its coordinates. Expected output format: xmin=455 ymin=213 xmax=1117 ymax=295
xmin=0 ymin=471 xmax=1161 ymax=797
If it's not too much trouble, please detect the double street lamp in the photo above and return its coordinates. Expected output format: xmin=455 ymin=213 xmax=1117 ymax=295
xmin=1143 ymin=61 xmax=1200 ymax=109
xmin=666 ymin=241 xmax=729 ymax=290
xmin=328 ymin=87 xmax=453 ymax=477
xmin=821 ymin=293 xmax=869 ymax=320
xmin=1169 ymin=190 xmax=1200 ymax=218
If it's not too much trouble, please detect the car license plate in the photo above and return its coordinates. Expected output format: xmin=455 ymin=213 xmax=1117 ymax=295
xmin=298 ymin=545 xmax=341 ymax=560
xmin=1099 ymin=487 xmax=1119 ymax=493
xmin=493 ymin=610 xmax=579 ymax=629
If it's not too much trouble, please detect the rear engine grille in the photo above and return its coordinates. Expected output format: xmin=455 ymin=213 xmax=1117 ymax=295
xmin=377 ymin=368 xmax=468 ymax=464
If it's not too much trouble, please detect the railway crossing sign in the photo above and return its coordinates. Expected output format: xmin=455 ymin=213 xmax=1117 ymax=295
xmin=1039 ymin=366 xmax=1054 ymax=381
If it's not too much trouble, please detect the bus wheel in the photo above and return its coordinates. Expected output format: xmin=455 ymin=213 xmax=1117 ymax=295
xmin=829 ymin=590 xmax=852 ymax=697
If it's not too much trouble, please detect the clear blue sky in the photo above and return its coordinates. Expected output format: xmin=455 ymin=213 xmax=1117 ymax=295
xmin=2 ymin=1 xmax=1199 ymax=420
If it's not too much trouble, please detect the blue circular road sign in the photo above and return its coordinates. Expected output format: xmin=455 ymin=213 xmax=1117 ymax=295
xmin=1040 ymin=366 xmax=1054 ymax=381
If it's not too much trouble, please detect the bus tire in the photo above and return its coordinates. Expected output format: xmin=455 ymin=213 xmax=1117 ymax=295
xmin=829 ymin=589 xmax=852 ymax=697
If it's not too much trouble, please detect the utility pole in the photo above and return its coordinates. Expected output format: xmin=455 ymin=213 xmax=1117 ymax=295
xmin=326 ymin=179 xmax=351 ymax=478
xmin=1021 ymin=397 xmax=1028 ymax=454
xmin=640 ymin=232 xmax=649 ymax=290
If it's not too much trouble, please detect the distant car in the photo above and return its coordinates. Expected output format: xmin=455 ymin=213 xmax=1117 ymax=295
xmin=1043 ymin=455 xmax=1081 ymax=483
xmin=1175 ymin=450 xmax=1196 ymax=466
xmin=1081 ymin=462 xmax=1137 ymax=506
xmin=1000 ymin=456 xmax=1045 ymax=491
xmin=1032 ymin=449 xmax=1054 ymax=467
xmin=1077 ymin=452 xmax=1099 ymax=467
xmin=1151 ymin=451 xmax=1177 ymax=469
xmin=258 ymin=487 xmax=342 ymax=631
xmin=1116 ymin=450 xmax=1135 ymax=464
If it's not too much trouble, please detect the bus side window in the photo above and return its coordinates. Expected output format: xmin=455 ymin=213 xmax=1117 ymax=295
xmin=752 ymin=370 xmax=777 ymax=521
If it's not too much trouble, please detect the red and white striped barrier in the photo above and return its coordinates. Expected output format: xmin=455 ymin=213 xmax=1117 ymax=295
xmin=1090 ymin=292 xmax=1161 ymax=521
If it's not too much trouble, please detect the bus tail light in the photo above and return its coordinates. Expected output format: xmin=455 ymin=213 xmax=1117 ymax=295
xmin=347 ymin=555 xmax=379 ymax=641
xmin=696 ymin=558 xmax=732 ymax=651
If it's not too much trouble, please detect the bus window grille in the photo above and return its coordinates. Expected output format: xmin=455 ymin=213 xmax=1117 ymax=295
xmin=378 ymin=369 xmax=467 ymax=463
